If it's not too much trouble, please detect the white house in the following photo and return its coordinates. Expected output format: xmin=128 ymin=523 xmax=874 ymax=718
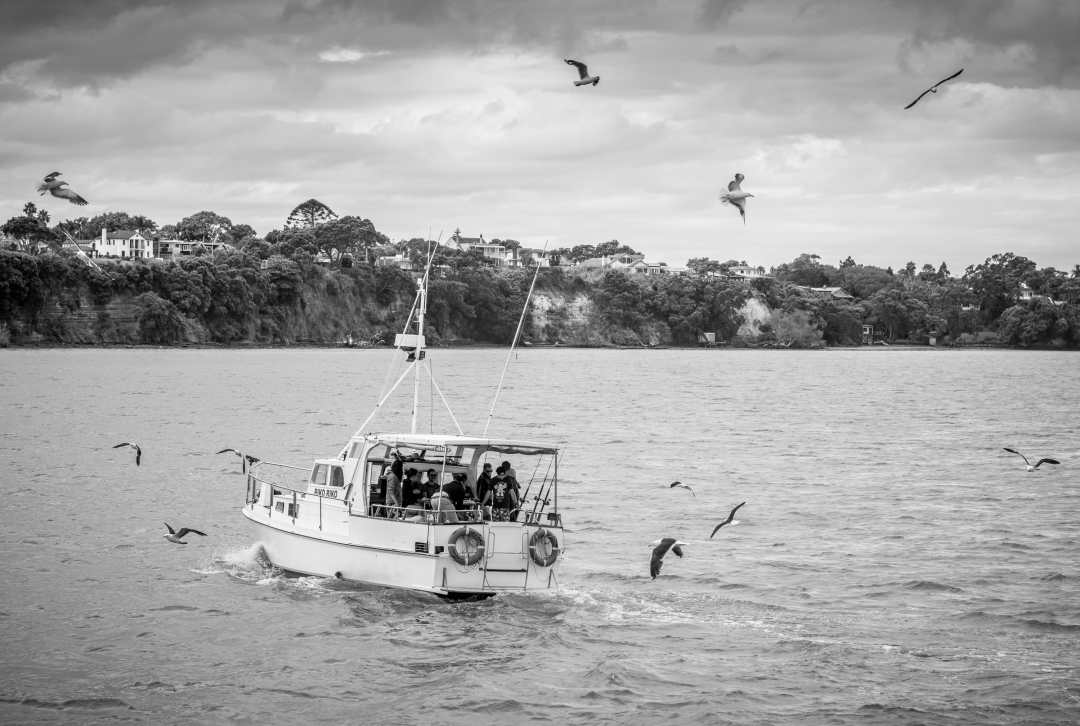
xmin=450 ymin=232 xmax=510 ymax=266
xmin=97 ymin=228 xmax=153 ymax=259
xmin=727 ymin=264 xmax=767 ymax=279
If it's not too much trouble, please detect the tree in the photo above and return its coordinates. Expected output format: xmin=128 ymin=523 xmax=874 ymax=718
xmin=963 ymin=252 xmax=1037 ymax=323
xmin=231 ymin=223 xmax=257 ymax=243
xmin=71 ymin=211 xmax=159 ymax=239
xmin=314 ymin=216 xmax=387 ymax=262
xmin=772 ymin=253 xmax=835 ymax=287
xmin=685 ymin=257 xmax=724 ymax=275
xmin=175 ymin=211 xmax=234 ymax=243
xmin=285 ymin=199 xmax=337 ymax=229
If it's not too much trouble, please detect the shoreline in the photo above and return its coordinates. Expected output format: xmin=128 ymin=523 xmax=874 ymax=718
xmin=2 ymin=342 xmax=1078 ymax=352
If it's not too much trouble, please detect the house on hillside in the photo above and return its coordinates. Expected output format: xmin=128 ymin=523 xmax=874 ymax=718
xmin=796 ymin=285 xmax=855 ymax=300
xmin=727 ymin=264 xmax=768 ymax=279
xmin=97 ymin=228 xmax=154 ymax=259
xmin=576 ymin=253 xmax=668 ymax=275
xmin=450 ymin=231 xmax=512 ymax=266
xmin=155 ymin=237 xmax=232 ymax=259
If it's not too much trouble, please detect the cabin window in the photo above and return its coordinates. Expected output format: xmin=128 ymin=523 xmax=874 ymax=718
xmin=310 ymin=464 xmax=328 ymax=486
xmin=330 ymin=466 xmax=345 ymax=487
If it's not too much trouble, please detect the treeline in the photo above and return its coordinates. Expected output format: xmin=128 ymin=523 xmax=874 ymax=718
xmin=0 ymin=247 xmax=551 ymax=346
xmin=2 ymin=245 xmax=1079 ymax=348
xmin=2 ymin=195 xmax=1078 ymax=348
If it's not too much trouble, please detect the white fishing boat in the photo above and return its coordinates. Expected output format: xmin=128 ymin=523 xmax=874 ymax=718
xmin=240 ymin=245 xmax=563 ymax=598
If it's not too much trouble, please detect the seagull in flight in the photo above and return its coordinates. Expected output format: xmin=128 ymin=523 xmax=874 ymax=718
xmin=163 ymin=522 xmax=207 ymax=544
xmin=710 ymin=501 xmax=746 ymax=538
xmin=113 ymin=441 xmax=142 ymax=466
xmin=669 ymin=481 xmax=696 ymax=496
xmin=37 ymin=172 xmax=89 ymax=205
xmin=1003 ymin=447 xmax=1060 ymax=472
xmin=649 ymin=537 xmax=686 ymax=579
xmin=564 ymin=58 xmax=599 ymax=87
xmin=904 ymin=68 xmax=964 ymax=110
xmin=217 ymin=448 xmax=260 ymax=473
xmin=719 ymin=173 xmax=753 ymax=224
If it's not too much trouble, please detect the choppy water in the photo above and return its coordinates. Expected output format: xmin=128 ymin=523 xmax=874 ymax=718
xmin=1 ymin=347 xmax=1078 ymax=725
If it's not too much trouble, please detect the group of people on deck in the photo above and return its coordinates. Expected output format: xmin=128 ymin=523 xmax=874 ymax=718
xmin=378 ymin=452 xmax=522 ymax=522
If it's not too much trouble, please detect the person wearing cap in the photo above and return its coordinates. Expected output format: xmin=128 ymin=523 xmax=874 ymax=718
xmin=482 ymin=465 xmax=519 ymax=522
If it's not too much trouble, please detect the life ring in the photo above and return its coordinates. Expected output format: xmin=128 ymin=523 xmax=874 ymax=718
xmin=528 ymin=528 xmax=560 ymax=568
xmin=447 ymin=526 xmax=485 ymax=566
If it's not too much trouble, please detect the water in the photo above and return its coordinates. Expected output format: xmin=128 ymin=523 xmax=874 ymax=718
xmin=1 ymin=347 xmax=1078 ymax=725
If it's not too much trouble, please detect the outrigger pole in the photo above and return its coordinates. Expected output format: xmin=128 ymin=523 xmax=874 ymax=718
xmin=482 ymin=243 xmax=546 ymax=436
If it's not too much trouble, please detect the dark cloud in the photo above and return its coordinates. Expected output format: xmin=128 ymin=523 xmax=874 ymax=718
xmin=0 ymin=1 xmax=241 ymax=87
xmin=699 ymin=0 xmax=749 ymax=28
xmin=895 ymin=0 xmax=1080 ymax=87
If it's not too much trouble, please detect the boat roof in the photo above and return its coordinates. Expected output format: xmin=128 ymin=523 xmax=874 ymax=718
xmin=356 ymin=432 xmax=558 ymax=456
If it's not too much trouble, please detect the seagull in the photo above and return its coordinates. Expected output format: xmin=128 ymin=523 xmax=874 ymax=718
xmin=669 ymin=481 xmax=696 ymax=496
xmin=904 ymin=68 xmax=964 ymax=110
xmin=36 ymin=171 xmax=64 ymax=193
xmin=1003 ymin=447 xmax=1060 ymax=472
xmin=719 ymin=173 xmax=753 ymax=224
xmin=650 ymin=537 xmax=686 ymax=579
xmin=37 ymin=172 xmax=89 ymax=205
xmin=216 ymin=448 xmax=260 ymax=473
xmin=710 ymin=501 xmax=746 ymax=538
xmin=163 ymin=522 xmax=207 ymax=545
xmin=113 ymin=441 xmax=142 ymax=466
xmin=564 ymin=58 xmax=599 ymax=87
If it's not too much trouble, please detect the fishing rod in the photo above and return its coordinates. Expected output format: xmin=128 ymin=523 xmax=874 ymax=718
xmin=514 ymin=456 xmax=545 ymax=522
xmin=482 ymin=243 xmax=547 ymax=435
xmin=528 ymin=458 xmax=557 ymax=524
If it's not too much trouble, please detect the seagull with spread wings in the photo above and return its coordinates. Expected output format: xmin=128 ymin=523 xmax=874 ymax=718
xmin=669 ymin=481 xmax=696 ymax=496
xmin=113 ymin=441 xmax=142 ymax=466
xmin=217 ymin=448 xmax=261 ymax=473
xmin=710 ymin=501 xmax=746 ymax=538
xmin=1003 ymin=447 xmax=1060 ymax=472
xmin=719 ymin=173 xmax=753 ymax=224
xmin=904 ymin=68 xmax=964 ymax=110
xmin=649 ymin=537 xmax=686 ymax=579
xmin=163 ymin=522 xmax=207 ymax=544
xmin=37 ymin=172 xmax=89 ymax=205
xmin=564 ymin=58 xmax=599 ymax=87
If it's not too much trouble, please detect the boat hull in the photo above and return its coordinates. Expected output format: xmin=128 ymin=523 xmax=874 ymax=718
xmin=242 ymin=505 xmax=562 ymax=597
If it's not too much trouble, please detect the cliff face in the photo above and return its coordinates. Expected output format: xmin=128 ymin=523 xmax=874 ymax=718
xmin=0 ymin=250 xmax=780 ymax=347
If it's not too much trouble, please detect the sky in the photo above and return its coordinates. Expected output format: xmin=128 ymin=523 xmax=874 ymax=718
xmin=1 ymin=0 xmax=1078 ymax=273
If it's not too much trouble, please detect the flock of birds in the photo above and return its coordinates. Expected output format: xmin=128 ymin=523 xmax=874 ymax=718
xmin=33 ymin=63 xmax=965 ymax=233
xmin=111 ymin=441 xmax=258 ymax=545
xmin=89 ymin=59 xmax=1032 ymax=582
xmin=648 ymin=445 xmax=1059 ymax=579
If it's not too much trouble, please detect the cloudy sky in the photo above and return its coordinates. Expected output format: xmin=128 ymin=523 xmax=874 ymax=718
xmin=2 ymin=0 xmax=1078 ymax=272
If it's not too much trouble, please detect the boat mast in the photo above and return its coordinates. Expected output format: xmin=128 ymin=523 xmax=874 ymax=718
xmin=410 ymin=271 xmax=426 ymax=434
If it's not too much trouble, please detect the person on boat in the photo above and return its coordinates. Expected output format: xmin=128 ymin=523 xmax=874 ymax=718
xmin=383 ymin=457 xmax=403 ymax=515
xmin=482 ymin=466 xmax=519 ymax=522
xmin=402 ymin=468 xmax=424 ymax=510
xmin=442 ymin=473 xmax=468 ymax=512
xmin=501 ymin=461 xmax=522 ymax=520
xmin=423 ymin=468 xmax=441 ymax=503
xmin=475 ymin=463 xmax=495 ymax=520
xmin=428 ymin=487 xmax=459 ymax=523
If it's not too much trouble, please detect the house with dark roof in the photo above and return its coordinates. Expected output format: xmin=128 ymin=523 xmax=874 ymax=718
xmin=98 ymin=228 xmax=153 ymax=259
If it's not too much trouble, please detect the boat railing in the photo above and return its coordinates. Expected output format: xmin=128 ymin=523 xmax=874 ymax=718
xmin=246 ymin=461 xmax=350 ymax=531
xmin=363 ymin=503 xmax=560 ymax=527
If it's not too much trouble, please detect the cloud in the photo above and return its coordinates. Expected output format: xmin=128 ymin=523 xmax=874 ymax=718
xmin=895 ymin=0 xmax=1080 ymax=87
xmin=317 ymin=47 xmax=391 ymax=63
xmin=699 ymin=0 xmax=749 ymax=29
xmin=0 ymin=0 xmax=1077 ymax=273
